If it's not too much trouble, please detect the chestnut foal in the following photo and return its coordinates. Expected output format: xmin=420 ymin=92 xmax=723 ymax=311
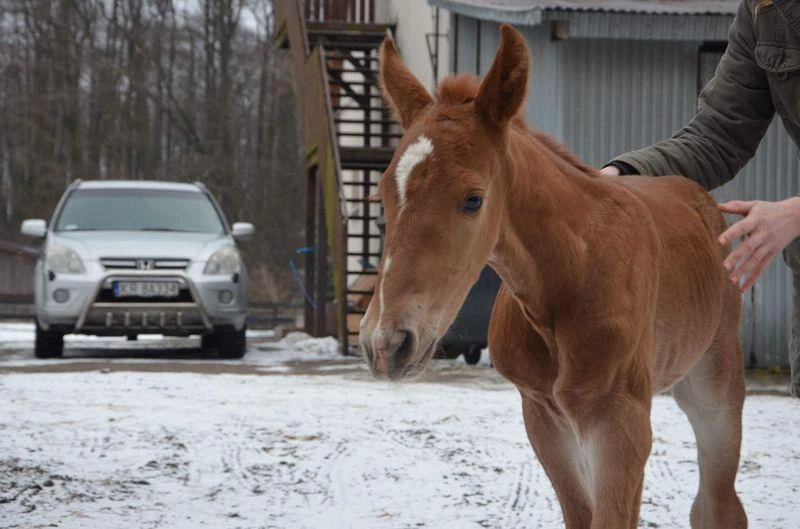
xmin=359 ymin=24 xmax=747 ymax=529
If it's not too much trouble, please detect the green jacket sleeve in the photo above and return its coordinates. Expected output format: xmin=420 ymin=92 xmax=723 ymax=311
xmin=611 ymin=1 xmax=776 ymax=190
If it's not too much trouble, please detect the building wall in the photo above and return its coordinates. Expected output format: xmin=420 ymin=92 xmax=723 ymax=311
xmin=450 ymin=15 xmax=797 ymax=368
xmin=376 ymin=0 xmax=450 ymax=92
xmin=338 ymin=0 xmax=451 ymax=282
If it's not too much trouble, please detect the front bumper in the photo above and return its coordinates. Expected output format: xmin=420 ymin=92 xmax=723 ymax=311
xmin=38 ymin=268 xmax=247 ymax=336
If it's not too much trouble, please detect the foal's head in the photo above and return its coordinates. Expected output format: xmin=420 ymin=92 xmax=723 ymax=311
xmin=360 ymin=25 xmax=530 ymax=379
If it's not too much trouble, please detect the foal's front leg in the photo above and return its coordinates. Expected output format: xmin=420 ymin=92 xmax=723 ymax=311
xmin=521 ymin=395 xmax=593 ymax=528
xmin=554 ymin=383 xmax=653 ymax=529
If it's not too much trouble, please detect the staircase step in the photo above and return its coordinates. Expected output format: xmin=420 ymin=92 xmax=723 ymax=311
xmin=331 ymin=103 xmax=386 ymax=110
xmin=325 ymin=52 xmax=379 ymax=61
xmin=326 ymin=65 xmax=381 ymax=75
xmin=307 ymin=21 xmax=394 ymax=43
xmin=340 ymin=146 xmax=395 ymax=165
xmin=326 ymin=57 xmax=378 ymax=70
xmin=343 ymin=231 xmax=382 ymax=241
xmin=340 ymin=182 xmax=380 ymax=188
xmin=340 ymin=186 xmax=379 ymax=192
xmin=347 ymin=290 xmax=375 ymax=297
xmin=321 ymin=41 xmax=383 ymax=51
xmin=331 ymin=107 xmax=388 ymax=116
xmin=342 ymin=162 xmax=389 ymax=171
xmin=328 ymin=79 xmax=379 ymax=87
xmin=337 ymin=131 xmax=402 ymax=138
xmin=335 ymin=117 xmax=394 ymax=124
xmin=341 ymin=162 xmax=390 ymax=171
xmin=331 ymin=93 xmax=385 ymax=101
xmin=343 ymin=210 xmax=381 ymax=218
xmin=347 ymin=268 xmax=380 ymax=275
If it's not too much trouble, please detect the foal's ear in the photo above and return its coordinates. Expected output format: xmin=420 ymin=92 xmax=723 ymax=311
xmin=476 ymin=24 xmax=530 ymax=129
xmin=379 ymin=36 xmax=434 ymax=129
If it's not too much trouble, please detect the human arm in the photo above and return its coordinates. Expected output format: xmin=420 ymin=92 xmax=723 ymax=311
xmin=606 ymin=1 xmax=775 ymax=188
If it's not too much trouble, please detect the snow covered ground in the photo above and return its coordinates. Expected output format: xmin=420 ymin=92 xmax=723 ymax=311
xmin=1 ymin=323 xmax=799 ymax=528
xmin=0 ymin=322 xmax=347 ymax=373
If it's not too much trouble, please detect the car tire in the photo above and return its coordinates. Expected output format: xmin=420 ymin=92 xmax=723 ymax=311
xmin=435 ymin=344 xmax=461 ymax=360
xmin=34 ymin=321 xmax=64 ymax=358
xmin=463 ymin=345 xmax=482 ymax=365
xmin=202 ymin=326 xmax=246 ymax=359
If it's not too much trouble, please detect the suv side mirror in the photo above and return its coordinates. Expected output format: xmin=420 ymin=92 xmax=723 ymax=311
xmin=21 ymin=219 xmax=47 ymax=238
xmin=231 ymin=222 xmax=254 ymax=241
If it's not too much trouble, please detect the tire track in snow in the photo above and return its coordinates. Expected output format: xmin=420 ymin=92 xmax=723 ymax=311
xmin=502 ymin=461 xmax=534 ymax=528
xmin=220 ymin=414 xmax=251 ymax=489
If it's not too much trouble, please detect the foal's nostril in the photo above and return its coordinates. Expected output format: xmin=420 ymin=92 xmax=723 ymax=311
xmin=389 ymin=329 xmax=416 ymax=374
xmin=359 ymin=335 xmax=374 ymax=363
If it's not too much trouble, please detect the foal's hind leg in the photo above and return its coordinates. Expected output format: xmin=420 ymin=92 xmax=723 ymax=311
xmin=672 ymin=337 xmax=747 ymax=529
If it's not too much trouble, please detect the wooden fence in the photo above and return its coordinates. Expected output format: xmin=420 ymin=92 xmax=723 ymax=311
xmin=0 ymin=240 xmax=37 ymax=317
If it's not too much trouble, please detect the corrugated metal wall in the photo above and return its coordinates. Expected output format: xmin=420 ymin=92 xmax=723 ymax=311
xmin=713 ymin=115 xmax=798 ymax=367
xmin=540 ymin=11 xmax=733 ymax=41
xmin=450 ymin=14 xmax=795 ymax=367
xmin=561 ymin=38 xmax=699 ymax=165
xmin=695 ymin=50 xmax=797 ymax=366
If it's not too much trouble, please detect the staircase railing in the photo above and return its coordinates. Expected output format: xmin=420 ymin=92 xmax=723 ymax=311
xmin=304 ymin=0 xmax=376 ymax=23
xmin=275 ymin=0 xmax=348 ymax=348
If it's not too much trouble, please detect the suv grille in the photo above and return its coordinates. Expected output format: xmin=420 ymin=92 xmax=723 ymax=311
xmin=94 ymin=288 xmax=194 ymax=303
xmin=101 ymin=258 xmax=190 ymax=271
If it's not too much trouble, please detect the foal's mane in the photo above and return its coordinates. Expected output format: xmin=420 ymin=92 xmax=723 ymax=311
xmin=435 ymin=75 xmax=599 ymax=178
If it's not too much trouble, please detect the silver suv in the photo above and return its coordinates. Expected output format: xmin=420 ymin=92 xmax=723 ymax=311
xmin=21 ymin=180 xmax=253 ymax=359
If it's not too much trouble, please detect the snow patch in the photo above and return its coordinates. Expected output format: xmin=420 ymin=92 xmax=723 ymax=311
xmin=0 ymin=372 xmax=798 ymax=528
xmin=271 ymin=331 xmax=341 ymax=357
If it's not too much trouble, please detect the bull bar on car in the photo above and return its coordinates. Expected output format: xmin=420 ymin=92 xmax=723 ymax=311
xmin=74 ymin=270 xmax=213 ymax=335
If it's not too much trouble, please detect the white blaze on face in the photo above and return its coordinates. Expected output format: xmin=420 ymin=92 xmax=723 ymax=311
xmin=395 ymin=135 xmax=434 ymax=207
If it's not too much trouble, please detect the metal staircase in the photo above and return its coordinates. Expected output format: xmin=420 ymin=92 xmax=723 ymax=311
xmin=276 ymin=0 xmax=401 ymax=350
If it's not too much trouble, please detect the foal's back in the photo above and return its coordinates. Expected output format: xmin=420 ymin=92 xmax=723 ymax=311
xmin=610 ymin=174 xmax=741 ymax=391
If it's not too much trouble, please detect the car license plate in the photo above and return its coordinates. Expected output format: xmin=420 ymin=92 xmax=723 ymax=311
xmin=113 ymin=281 xmax=180 ymax=298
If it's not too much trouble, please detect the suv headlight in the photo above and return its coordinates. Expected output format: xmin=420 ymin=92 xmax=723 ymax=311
xmin=46 ymin=244 xmax=86 ymax=274
xmin=204 ymin=247 xmax=241 ymax=275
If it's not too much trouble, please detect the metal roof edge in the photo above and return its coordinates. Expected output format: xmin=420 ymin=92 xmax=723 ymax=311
xmin=428 ymin=1 xmax=737 ymax=24
xmin=428 ymin=0 xmax=544 ymax=25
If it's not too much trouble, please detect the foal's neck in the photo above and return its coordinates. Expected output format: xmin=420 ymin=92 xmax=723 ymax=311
xmin=490 ymin=129 xmax=612 ymax=316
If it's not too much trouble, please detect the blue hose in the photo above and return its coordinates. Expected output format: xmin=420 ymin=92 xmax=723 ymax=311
xmin=290 ymin=246 xmax=317 ymax=308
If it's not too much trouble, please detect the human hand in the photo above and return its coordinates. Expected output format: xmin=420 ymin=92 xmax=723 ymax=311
xmin=599 ymin=166 xmax=620 ymax=176
xmin=717 ymin=197 xmax=800 ymax=290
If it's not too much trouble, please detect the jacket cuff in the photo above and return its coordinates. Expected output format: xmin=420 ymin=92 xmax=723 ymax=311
xmin=603 ymin=160 xmax=640 ymax=175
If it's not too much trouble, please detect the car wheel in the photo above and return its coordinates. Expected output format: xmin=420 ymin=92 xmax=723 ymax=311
xmin=435 ymin=344 xmax=461 ymax=360
xmin=463 ymin=345 xmax=482 ymax=365
xmin=34 ymin=321 xmax=64 ymax=358
xmin=202 ymin=326 xmax=246 ymax=359
xmin=200 ymin=332 xmax=217 ymax=352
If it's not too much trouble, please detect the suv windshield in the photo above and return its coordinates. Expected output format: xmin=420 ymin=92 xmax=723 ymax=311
xmin=54 ymin=188 xmax=225 ymax=234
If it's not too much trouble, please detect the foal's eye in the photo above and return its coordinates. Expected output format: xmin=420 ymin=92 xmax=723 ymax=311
xmin=462 ymin=196 xmax=483 ymax=214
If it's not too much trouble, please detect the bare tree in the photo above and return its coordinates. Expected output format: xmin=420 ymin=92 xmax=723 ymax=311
xmin=0 ymin=0 xmax=305 ymax=303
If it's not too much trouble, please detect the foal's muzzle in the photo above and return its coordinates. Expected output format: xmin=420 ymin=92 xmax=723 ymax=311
xmin=360 ymin=327 xmax=418 ymax=380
